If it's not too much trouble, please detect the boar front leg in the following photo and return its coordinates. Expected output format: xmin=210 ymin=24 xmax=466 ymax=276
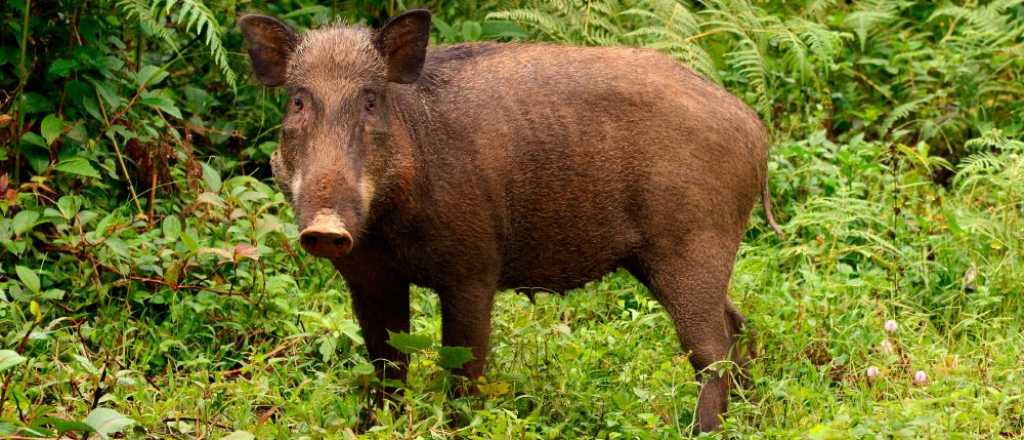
xmin=439 ymin=285 xmax=496 ymax=392
xmin=348 ymin=276 xmax=410 ymax=395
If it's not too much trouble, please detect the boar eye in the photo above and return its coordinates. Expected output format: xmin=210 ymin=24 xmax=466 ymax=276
xmin=291 ymin=96 xmax=304 ymax=112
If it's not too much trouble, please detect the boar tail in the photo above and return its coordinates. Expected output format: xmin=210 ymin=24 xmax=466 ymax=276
xmin=762 ymin=182 xmax=785 ymax=239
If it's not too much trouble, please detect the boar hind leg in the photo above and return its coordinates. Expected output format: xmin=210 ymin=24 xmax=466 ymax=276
xmin=348 ymin=277 xmax=411 ymax=396
xmin=439 ymin=285 xmax=496 ymax=393
xmin=634 ymin=238 xmax=739 ymax=433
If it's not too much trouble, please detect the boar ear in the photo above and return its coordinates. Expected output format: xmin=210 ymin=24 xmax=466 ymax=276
xmin=375 ymin=9 xmax=432 ymax=84
xmin=239 ymin=14 xmax=298 ymax=87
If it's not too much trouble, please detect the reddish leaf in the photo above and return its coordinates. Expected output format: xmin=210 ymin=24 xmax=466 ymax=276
xmin=233 ymin=243 xmax=259 ymax=262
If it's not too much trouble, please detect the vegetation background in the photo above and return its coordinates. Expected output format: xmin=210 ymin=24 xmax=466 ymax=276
xmin=1 ymin=0 xmax=1022 ymax=438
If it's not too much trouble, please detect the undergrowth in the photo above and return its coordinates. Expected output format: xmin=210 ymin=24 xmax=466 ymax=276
xmin=1 ymin=0 xmax=1022 ymax=438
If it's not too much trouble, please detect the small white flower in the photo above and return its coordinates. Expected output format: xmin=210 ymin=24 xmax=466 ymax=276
xmin=880 ymin=339 xmax=894 ymax=354
xmin=884 ymin=320 xmax=898 ymax=333
xmin=913 ymin=370 xmax=929 ymax=385
xmin=866 ymin=366 xmax=880 ymax=379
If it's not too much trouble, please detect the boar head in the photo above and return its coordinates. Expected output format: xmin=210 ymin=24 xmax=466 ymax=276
xmin=240 ymin=10 xmax=431 ymax=258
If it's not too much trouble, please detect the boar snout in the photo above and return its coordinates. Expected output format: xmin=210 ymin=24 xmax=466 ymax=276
xmin=299 ymin=211 xmax=353 ymax=258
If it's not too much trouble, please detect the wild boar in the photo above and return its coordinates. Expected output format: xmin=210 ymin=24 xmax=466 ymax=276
xmin=240 ymin=9 xmax=782 ymax=432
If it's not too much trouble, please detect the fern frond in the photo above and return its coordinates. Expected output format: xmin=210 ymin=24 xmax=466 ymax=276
xmin=931 ymin=0 xmax=1024 ymax=46
xmin=162 ymin=0 xmax=236 ymax=90
xmin=842 ymin=0 xmax=896 ymax=51
xmin=802 ymin=0 xmax=841 ymax=18
xmin=116 ymin=0 xmax=178 ymax=50
xmin=954 ymin=152 xmax=1007 ymax=191
xmin=964 ymin=129 xmax=1024 ymax=153
xmin=726 ymin=39 xmax=770 ymax=113
xmin=488 ymin=9 xmax=567 ymax=40
xmin=116 ymin=0 xmax=238 ymax=90
xmin=881 ymin=96 xmax=929 ymax=136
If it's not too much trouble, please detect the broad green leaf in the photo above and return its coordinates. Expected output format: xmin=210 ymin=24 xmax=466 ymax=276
xmin=319 ymin=336 xmax=337 ymax=362
xmin=167 ymin=420 xmax=193 ymax=434
xmin=41 ymin=289 xmax=65 ymax=300
xmin=180 ymin=227 xmax=199 ymax=251
xmin=351 ymin=362 xmax=375 ymax=376
xmin=16 ymin=265 xmax=41 ymax=293
xmin=33 ymin=417 xmax=95 ymax=435
xmin=437 ymin=346 xmax=475 ymax=370
xmin=20 ymin=131 xmax=47 ymax=149
xmin=106 ymin=124 xmax=136 ymax=141
xmin=162 ymin=215 xmax=182 ymax=241
xmin=256 ymin=214 xmax=283 ymax=240
xmin=196 ymin=191 xmax=226 ymax=208
xmin=88 ymin=79 xmax=123 ymax=109
xmin=64 ymin=79 xmax=91 ymax=104
xmin=136 ymin=65 xmax=169 ymax=87
xmin=0 ymin=350 xmax=26 ymax=372
xmin=944 ymin=208 xmax=962 ymax=235
xmin=477 ymin=379 xmax=511 ymax=397
xmin=57 ymin=196 xmax=81 ymax=219
xmin=462 ymin=21 xmax=483 ymax=41
xmin=55 ymin=158 xmax=100 ymax=178
xmin=12 ymin=210 xmax=40 ymax=235
xmin=338 ymin=319 xmax=364 ymax=345
xmin=48 ymin=59 xmax=78 ymax=77
xmin=104 ymin=237 xmax=129 ymax=257
xmin=220 ymin=431 xmax=255 ymax=440
xmin=139 ymin=92 xmax=183 ymax=119
xmin=21 ymin=92 xmax=54 ymax=114
xmin=84 ymin=408 xmax=135 ymax=439
xmin=201 ymin=162 xmax=222 ymax=193
xmin=93 ymin=55 xmax=124 ymax=74
xmin=73 ymin=354 xmax=100 ymax=375
xmin=24 ymin=147 xmax=50 ymax=174
xmin=0 ymin=422 xmax=51 ymax=438
xmin=82 ymin=96 xmax=102 ymax=121
xmin=482 ymin=20 xmax=527 ymax=39
xmin=19 ymin=131 xmax=50 ymax=172
xmin=66 ymin=122 xmax=88 ymax=142
xmin=94 ymin=212 xmax=117 ymax=236
xmin=258 ymin=141 xmax=278 ymax=158
xmin=182 ymin=85 xmax=212 ymax=113
xmin=432 ymin=17 xmax=457 ymax=41
xmin=41 ymin=114 xmax=64 ymax=145
xmin=387 ymin=331 xmax=433 ymax=354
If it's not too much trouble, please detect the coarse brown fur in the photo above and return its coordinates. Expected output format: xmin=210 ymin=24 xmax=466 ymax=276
xmin=242 ymin=9 xmax=782 ymax=432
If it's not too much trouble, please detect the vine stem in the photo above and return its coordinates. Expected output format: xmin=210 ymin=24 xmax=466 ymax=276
xmin=110 ymin=136 xmax=145 ymax=217
xmin=92 ymin=86 xmax=145 ymax=218
xmin=0 ymin=320 xmax=39 ymax=416
xmin=14 ymin=0 xmax=32 ymax=184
